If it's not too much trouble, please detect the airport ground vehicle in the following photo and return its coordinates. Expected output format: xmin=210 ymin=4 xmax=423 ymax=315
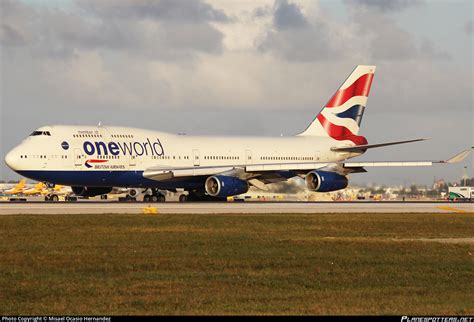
xmin=448 ymin=186 xmax=473 ymax=201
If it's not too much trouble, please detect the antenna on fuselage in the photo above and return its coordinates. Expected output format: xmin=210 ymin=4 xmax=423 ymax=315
xmin=98 ymin=121 xmax=102 ymax=127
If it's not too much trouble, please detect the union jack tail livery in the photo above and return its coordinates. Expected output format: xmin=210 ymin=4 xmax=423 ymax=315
xmin=299 ymin=65 xmax=375 ymax=146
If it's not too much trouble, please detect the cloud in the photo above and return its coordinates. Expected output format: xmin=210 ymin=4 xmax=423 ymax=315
xmin=258 ymin=0 xmax=346 ymax=61
xmin=465 ymin=20 xmax=473 ymax=35
xmin=347 ymin=0 xmax=422 ymax=13
xmin=0 ymin=0 xmax=228 ymax=60
xmin=273 ymin=0 xmax=308 ymax=29
xmin=350 ymin=6 xmax=450 ymax=61
xmin=256 ymin=0 xmax=448 ymax=63
xmin=1 ymin=23 xmax=25 ymax=46
xmin=419 ymin=38 xmax=451 ymax=60
xmin=79 ymin=0 xmax=230 ymax=23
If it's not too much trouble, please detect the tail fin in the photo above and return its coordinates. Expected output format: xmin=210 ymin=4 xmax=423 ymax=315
xmin=34 ymin=182 xmax=44 ymax=189
xmin=298 ymin=65 xmax=375 ymax=145
xmin=17 ymin=179 xmax=26 ymax=189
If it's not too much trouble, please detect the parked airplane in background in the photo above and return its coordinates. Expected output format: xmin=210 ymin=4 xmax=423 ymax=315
xmin=23 ymin=181 xmax=47 ymax=196
xmin=4 ymin=65 xmax=470 ymax=202
xmin=3 ymin=179 xmax=27 ymax=195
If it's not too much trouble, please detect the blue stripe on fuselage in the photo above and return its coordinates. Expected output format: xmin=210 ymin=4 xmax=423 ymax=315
xmin=17 ymin=170 xmax=206 ymax=189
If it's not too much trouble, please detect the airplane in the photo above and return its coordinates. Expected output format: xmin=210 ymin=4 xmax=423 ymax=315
xmin=3 ymin=179 xmax=27 ymax=195
xmin=4 ymin=65 xmax=471 ymax=202
xmin=23 ymin=181 xmax=47 ymax=196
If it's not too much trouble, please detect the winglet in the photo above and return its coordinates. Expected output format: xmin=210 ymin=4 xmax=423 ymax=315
xmin=445 ymin=150 xmax=471 ymax=163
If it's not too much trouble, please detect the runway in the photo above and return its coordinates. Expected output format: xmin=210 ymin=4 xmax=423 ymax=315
xmin=0 ymin=201 xmax=472 ymax=215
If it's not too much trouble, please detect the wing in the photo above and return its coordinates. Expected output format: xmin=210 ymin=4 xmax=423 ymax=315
xmin=344 ymin=149 xmax=471 ymax=168
xmin=143 ymin=149 xmax=471 ymax=188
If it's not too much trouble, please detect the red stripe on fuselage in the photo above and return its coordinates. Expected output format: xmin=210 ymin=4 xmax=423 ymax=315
xmin=326 ymin=73 xmax=374 ymax=108
xmin=317 ymin=114 xmax=368 ymax=145
xmin=87 ymin=159 xmax=108 ymax=163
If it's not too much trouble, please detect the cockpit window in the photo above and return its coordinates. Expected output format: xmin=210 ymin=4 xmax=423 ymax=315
xmin=30 ymin=131 xmax=51 ymax=136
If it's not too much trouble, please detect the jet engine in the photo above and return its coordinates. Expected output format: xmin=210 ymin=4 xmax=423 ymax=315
xmin=305 ymin=171 xmax=348 ymax=192
xmin=205 ymin=175 xmax=249 ymax=198
xmin=71 ymin=186 xmax=113 ymax=197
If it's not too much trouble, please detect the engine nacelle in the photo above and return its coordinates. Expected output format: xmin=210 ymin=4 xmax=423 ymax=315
xmin=71 ymin=186 xmax=113 ymax=197
xmin=205 ymin=175 xmax=249 ymax=198
xmin=305 ymin=171 xmax=348 ymax=192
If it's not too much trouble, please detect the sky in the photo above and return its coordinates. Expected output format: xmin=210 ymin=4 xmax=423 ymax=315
xmin=1 ymin=0 xmax=473 ymax=186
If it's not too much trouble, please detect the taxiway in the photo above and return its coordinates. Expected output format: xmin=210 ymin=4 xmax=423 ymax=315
xmin=0 ymin=201 xmax=472 ymax=215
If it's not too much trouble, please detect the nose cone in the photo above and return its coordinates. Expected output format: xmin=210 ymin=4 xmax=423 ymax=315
xmin=5 ymin=149 xmax=19 ymax=171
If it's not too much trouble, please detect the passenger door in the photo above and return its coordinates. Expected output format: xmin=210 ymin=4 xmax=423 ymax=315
xmin=315 ymin=150 xmax=321 ymax=162
xmin=245 ymin=150 xmax=252 ymax=165
xmin=74 ymin=149 xmax=82 ymax=168
xmin=130 ymin=155 xmax=136 ymax=167
xmin=193 ymin=149 xmax=200 ymax=166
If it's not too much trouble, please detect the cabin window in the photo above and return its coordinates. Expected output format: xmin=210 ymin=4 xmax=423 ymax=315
xmin=30 ymin=131 xmax=50 ymax=136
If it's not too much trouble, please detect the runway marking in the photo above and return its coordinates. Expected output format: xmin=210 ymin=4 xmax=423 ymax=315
xmin=436 ymin=206 xmax=469 ymax=214
xmin=397 ymin=237 xmax=474 ymax=244
xmin=294 ymin=237 xmax=474 ymax=244
xmin=143 ymin=206 xmax=158 ymax=215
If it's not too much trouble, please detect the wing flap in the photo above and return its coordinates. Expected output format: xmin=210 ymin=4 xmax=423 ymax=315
xmin=248 ymin=178 xmax=269 ymax=191
xmin=143 ymin=166 xmax=237 ymax=181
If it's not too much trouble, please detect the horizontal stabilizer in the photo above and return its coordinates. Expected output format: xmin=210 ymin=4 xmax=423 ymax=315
xmin=331 ymin=138 xmax=427 ymax=153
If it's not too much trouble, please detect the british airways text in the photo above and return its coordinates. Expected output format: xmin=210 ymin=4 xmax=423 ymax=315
xmin=83 ymin=138 xmax=165 ymax=156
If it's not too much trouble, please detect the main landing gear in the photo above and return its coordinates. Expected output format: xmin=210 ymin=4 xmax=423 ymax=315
xmin=178 ymin=190 xmax=222 ymax=202
xmin=143 ymin=188 xmax=166 ymax=203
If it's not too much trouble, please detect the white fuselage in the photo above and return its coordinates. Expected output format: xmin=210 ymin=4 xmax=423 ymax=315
xmin=5 ymin=125 xmax=361 ymax=189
